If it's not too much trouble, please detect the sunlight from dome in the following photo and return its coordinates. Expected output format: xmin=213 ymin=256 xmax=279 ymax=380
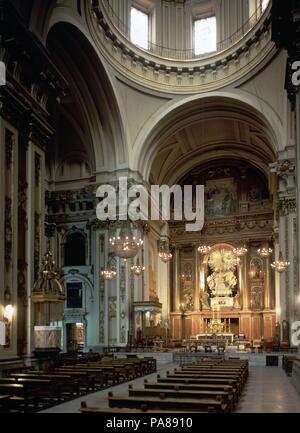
xmin=130 ymin=7 xmax=149 ymax=50
xmin=194 ymin=16 xmax=217 ymax=55
xmin=262 ymin=0 xmax=269 ymax=12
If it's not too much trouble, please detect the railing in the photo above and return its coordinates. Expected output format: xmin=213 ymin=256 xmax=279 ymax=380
xmin=100 ymin=0 xmax=270 ymax=61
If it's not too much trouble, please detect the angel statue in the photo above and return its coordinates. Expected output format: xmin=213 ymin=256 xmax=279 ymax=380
xmin=200 ymin=290 xmax=210 ymax=310
xmin=184 ymin=292 xmax=194 ymax=311
xmin=233 ymin=291 xmax=241 ymax=309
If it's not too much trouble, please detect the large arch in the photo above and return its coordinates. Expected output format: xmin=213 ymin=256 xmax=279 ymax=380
xmin=132 ymin=91 xmax=282 ymax=182
xmin=46 ymin=22 xmax=128 ymax=176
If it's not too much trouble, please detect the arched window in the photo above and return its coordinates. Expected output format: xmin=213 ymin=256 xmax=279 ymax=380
xmin=64 ymin=232 xmax=86 ymax=266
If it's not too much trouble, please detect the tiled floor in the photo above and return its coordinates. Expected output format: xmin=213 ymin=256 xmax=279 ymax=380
xmin=237 ymin=366 xmax=300 ymax=413
xmin=40 ymin=364 xmax=300 ymax=413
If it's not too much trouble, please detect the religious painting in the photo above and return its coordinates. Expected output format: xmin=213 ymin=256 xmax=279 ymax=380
xmin=205 ymin=178 xmax=238 ymax=218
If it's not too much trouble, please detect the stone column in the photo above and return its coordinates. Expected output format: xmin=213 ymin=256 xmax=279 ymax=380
xmin=173 ymin=247 xmax=181 ymax=311
xmin=239 ymin=255 xmax=248 ymax=310
xmin=264 ymin=242 xmax=272 ymax=310
xmin=295 ymin=90 xmax=300 ymax=320
xmin=271 ymin=155 xmax=297 ymax=325
xmin=194 ymin=244 xmax=200 ymax=311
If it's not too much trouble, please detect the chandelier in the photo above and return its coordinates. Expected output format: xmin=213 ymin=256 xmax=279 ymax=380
xmin=233 ymin=244 xmax=248 ymax=257
xmin=257 ymin=247 xmax=273 ymax=257
xmin=109 ymin=223 xmax=143 ymax=259
xmin=198 ymin=245 xmax=212 ymax=255
xmin=101 ymin=257 xmax=117 ymax=280
xmin=131 ymin=257 xmax=145 ymax=276
xmin=159 ymin=251 xmax=173 ymax=262
xmin=271 ymin=252 xmax=290 ymax=273
xmin=158 ymin=236 xmax=173 ymax=263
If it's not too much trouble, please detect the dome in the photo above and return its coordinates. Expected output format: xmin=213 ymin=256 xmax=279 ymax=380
xmin=100 ymin=0 xmax=271 ymax=61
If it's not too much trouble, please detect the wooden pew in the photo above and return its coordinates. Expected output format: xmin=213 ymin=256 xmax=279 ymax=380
xmin=10 ymin=373 xmax=80 ymax=398
xmin=54 ymin=369 xmax=96 ymax=391
xmin=80 ymin=401 xmax=198 ymax=413
xmin=156 ymin=375 xmax=239 ymax=394
xmin=58 ymin=366 xmax=116 ymax=385
xmin=0 ymin=395 xmax=10 ymax=412
xmin=108 ymin=391 xmax=228 ymax=413
xmin=166 ymin=371 xmax=241 ymax=382
xmin=177 ymin=365 xmax=247 ymax=379
xmin=0 ymin=377 xmax=60 ymax=408
xmin=144 ymin=379 xmax=236 ymax=394
xmin=179 ymin=367 xmax=248 ymax=383
xmin=127 ymin=385 xmax=234 ymax=410
xmin=0 ymin=383 xmax=30 ymax=412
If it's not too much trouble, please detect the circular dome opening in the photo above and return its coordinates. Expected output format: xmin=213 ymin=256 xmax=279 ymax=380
xmin=102 ymin=0 xmax=270 ymax=60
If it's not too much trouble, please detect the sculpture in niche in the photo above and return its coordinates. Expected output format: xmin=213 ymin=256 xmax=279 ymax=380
xmin=205 ymin=178 xmax=237 ymax=218
xmin=274 ymin=322 xmax=281 ymax=344
xmin=207 ymin=249 xmax=238 ymax=297
xmin=184 ymin=292 xmax=194 ymax=311
xmin=251 ymin=287 xmax=263 ymax=309
xmin=183 ymin=263 xmax=192 ymax=281
xmin=233 ymin=291 xmax=241 ymax=309
xmin=282 ymin=320 xmax=290 ymax=344
xmin=250 ymin=258 xmax=264 ymax=280
xmin=248 ymin=185 xmax=262 ymax=202
xmin=200 ymin=290 xmax=210 ymax=310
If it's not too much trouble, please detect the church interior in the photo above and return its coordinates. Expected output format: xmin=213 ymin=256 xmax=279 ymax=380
xmin=0 ymin=0 xmax=300 ymax=415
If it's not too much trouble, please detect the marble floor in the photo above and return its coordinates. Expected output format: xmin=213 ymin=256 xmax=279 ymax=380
xmin=40 ymin=364 xmax=300 ymax=413
xmin=237 ymin=366 xmax=300 ymax=413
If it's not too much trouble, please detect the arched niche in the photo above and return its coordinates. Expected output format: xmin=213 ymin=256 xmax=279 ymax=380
xmin=61 ymin=228 xmax=87 ymax=267
xmin=133 ymin=93 xmax=280 ymax=183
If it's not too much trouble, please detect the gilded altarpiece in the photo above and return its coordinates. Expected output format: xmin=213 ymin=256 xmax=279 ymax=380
xmin=169 ymin=161 xmax=276 ymax=342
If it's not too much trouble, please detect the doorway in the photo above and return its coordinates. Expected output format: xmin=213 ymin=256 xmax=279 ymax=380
xmin=66 ymin=323 xmax=85 ymax=352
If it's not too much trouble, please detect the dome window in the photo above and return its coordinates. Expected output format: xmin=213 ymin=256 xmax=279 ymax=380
xmin=194 ymin=16 xmax=217 ymax=56
xmin=130 ymin=6 xmax=149 ymax=50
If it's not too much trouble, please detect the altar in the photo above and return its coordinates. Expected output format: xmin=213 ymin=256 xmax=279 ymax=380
xmin=196 ymin=333 xmax=234 ymax=345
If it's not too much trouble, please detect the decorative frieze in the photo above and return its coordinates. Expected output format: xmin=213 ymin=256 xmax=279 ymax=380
xmin=120 ymin=264 xmax=126 ymax=302
xmin=99 ymin=273 xmax=105 ymax=344
xmin=4 ymin=196 xmax=12 ymax=269
xmin=5 ymin=129 xmax=13 ymax=169
xmin=119 ymin=263 xmax=126 ymax=344
xmin=34 ymin=153 xmax=41 ymax=187
xmin=18 ymin=180 xmax=28 ymax=229
xmin=34 ymin=212 xmax=41 ymax=281
xmin=270 ymin=158 xmax=296 ymax=193
xmin=170 ymin=213 xmax=274 ymax=240
xmin=108 ymin=296 xmax=117 ymax=318
xmin=278 ymin=198 xmax=297 ymax=216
